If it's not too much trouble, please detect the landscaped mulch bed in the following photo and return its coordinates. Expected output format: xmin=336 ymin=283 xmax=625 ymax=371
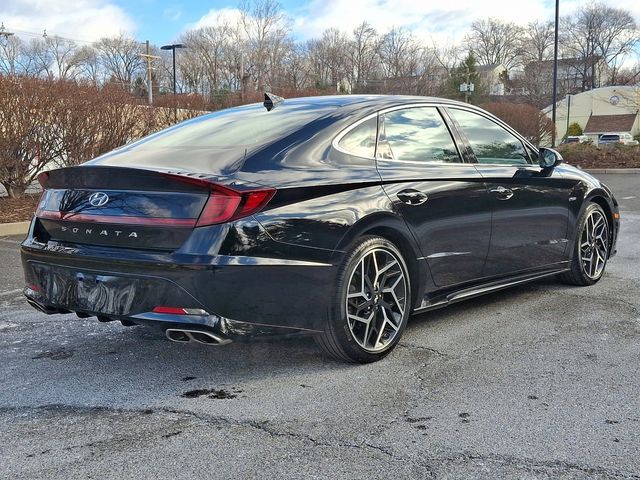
xmin=0 ymin=194 xmax=40 ymax=224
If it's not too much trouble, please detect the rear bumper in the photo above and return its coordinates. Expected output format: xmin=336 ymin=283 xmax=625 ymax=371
xmin=21 ymin=238 xmax=337 ymax=336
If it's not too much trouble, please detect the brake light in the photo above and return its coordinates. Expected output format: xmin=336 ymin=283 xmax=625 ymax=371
xmin=196 ymin=186 xmax=275 ymax=227
xmin=160 ymin=173 xmax=275 ymax=227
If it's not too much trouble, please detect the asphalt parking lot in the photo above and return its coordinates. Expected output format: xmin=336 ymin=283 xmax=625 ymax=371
xmin=0 ymin=174 xmax=638 ymax=479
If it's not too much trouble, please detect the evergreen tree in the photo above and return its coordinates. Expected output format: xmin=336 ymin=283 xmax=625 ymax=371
xmin=448 ymin=53 xmax=480 ymax=102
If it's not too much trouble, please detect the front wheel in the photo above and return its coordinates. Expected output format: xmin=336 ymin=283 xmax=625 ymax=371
xmin=316 ymin=236 xmax=411 ymax=363
xmin=560 ymin=202 xmax=610 ymax=286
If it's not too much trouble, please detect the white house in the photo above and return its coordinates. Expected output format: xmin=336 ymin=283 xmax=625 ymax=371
xmin=544 ymin=86 xmax=640 ymax=142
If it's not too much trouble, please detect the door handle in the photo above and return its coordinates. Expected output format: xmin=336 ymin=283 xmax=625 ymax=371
xmin=397 ymin=189 xmax=429 ymax=206
xmin=490 ymin=186 xmax=514 ymax=200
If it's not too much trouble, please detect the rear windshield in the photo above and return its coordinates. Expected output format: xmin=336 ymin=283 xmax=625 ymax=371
xmin=127 ymin=101 xmax=338 ymax=150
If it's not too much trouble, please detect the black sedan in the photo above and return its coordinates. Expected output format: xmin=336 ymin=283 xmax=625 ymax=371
xmin=22 ymin=95 xmax=619 ymax=363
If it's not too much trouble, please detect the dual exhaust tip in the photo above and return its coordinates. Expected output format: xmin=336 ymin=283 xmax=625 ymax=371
xmin=165 ymin=328 xmax=232 ymax=346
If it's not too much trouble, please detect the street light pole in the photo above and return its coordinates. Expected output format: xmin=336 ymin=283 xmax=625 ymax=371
xmin=551 ymin=0 xmax=560 ymax=147
xmin=160 ymin=43 xmax=185 ymax=95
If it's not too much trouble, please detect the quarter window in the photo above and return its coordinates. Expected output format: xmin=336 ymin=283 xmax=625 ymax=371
xmin=450 ymin=109 xmax=530 ymax=165
xmin=377 ymin=107 xmax=461 ymax=163
xmin=337 ymin=117 xmax=377 ymax=158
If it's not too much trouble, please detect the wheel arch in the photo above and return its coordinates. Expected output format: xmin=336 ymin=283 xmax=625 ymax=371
xmin=584 ymin=190 xmax=616 ymax=253
xmin=333 ymin=213 xmax=429 ymax=311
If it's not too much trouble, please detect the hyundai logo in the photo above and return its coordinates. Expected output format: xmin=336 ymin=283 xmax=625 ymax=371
xmin=88 ymin=192 xmax=109 ymax=207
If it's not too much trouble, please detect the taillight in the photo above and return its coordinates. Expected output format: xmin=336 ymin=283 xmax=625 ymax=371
xmin=196 ymin=186 xmax=275 ymax=227
xmin=162 ymin=173 xmax=275 ymax=227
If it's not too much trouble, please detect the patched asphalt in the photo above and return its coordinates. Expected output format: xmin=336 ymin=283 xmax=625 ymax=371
xmin=0 ymin=174 xmax=638 ymax=479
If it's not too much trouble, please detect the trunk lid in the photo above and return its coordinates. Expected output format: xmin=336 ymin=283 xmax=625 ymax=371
xmin=34 ymin=166 xmax=272 ymax=251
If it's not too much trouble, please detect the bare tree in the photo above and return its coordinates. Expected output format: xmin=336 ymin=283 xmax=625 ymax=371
xmin=561 ymin=3 xmax=638 ymax=88
xmin=308 ymin=28 xmax=350 ymax=89
xmin=0 ymin=35 xmax=23 ymax=76
xmin=279 ymin=41 xmax=310 ymax=90
xmin=73 ymin=45 xmax=101 ymax=84
xmin=239 ymin=0 xmax=290 ymax=90
xmin=95 ymin=34 xmax=145 ymax=91
xmin=348 ymin=21 xmax=380 ymax=89
xmin=25 ymin=38 xmax=55 ymax=78
xmin=521 ymin=20 xmax=555 ymax=63
xmin=378 ymin=27 xmax=421 ymax=78
xmin=45 ymin=35 xmax=82 ymax=80
xmin=466 ymin=18 xmax=523 ymax=69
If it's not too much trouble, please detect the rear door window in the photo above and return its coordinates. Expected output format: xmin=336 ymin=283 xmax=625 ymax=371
xmin=377 ymin=107 xmax=461 ymax=163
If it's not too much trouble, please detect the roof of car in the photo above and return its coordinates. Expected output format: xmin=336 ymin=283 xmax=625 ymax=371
xmin=274 ymin=94 xmax=472 ymax=111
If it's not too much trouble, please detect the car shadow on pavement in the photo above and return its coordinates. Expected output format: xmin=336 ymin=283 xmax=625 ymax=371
xmin=6 ymin=276 xmax=580 ymax=409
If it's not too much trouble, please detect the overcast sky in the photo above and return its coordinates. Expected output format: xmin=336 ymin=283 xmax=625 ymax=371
xmin=1 ymin=0 xmax=639 ymax=49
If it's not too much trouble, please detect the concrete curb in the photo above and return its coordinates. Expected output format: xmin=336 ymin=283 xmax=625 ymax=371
xmin=584 ymin=168 xmax=640 ymax=174
xmin=0 ymin=221 xmax=30 ymax=237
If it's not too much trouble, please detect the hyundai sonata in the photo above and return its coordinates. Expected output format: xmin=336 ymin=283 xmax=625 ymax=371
xmin=22 ymin=95 xmax=619 ymax=362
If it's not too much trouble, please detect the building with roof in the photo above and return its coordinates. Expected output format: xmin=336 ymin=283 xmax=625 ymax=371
xmin=544 ymin=86 xmax=640 ymax=143
xmin=525 ymin=57 xmax=609 ymax=96
xmin=476 ymin=64 xmax=507 ymax=96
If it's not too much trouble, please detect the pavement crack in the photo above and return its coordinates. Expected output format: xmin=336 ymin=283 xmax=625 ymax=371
xmin=397 ymin=342 xmax=449 ymax=357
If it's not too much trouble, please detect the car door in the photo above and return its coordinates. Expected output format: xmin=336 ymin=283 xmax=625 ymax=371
xmin=447 ymin=107 xmax=572 ymax=277
xmin=376 ymin=105 xmax=492 ymax=288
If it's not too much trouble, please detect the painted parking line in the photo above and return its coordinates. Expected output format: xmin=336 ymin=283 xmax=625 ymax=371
xmin=622 ymin=196 xmax=636 ymax=200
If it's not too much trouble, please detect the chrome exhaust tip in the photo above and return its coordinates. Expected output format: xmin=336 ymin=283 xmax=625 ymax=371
xmin=165 ymin=328 xmax=232 ymax=346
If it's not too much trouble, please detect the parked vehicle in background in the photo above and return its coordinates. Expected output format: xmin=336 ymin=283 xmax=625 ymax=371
xmin=598 ymin=133 xmax=639 ymax=146
xmin=564 ymin=135 xmax=590 ymax=144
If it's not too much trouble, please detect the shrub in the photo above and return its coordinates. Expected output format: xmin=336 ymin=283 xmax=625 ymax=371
xmin=0 ymin=76 xmax=211 ymax=197
xmin=567 ymin=122 xmax=583 ymax=136
xmin=480 ymin=102 xmax=554 ymax=147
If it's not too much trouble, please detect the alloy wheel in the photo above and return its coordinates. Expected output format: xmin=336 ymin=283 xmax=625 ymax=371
xmin=580 ymin=209 xmax=609 ymax=280
xmin=345 ymin=248 xmax=408 ymax=352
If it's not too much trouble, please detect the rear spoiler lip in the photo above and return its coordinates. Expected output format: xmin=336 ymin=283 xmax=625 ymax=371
xmin=37 ymin=165 xmax=270 ymax=191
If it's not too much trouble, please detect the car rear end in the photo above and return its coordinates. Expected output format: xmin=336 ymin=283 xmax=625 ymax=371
xmin=21 ymin=163 xmax=335 ymax=343
xmin=598 ymin=134 xmax=619 ymax=146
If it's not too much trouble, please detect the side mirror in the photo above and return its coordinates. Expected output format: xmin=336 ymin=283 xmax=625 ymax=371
xmin=538 ymin=148 xmax=563 ymax=169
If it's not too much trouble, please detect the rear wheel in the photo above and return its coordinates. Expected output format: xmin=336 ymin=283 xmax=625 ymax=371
xmin=560 ymin=202 xmax=610 ymax=286
xmin=316 ymin=236 xmax=411 ymax=363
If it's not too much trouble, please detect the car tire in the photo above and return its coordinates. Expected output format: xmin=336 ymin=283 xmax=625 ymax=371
xmin=316 ymin=235 xmax=411 ymax=363
xmin=560 ymin=202 xmax=610 ymax=286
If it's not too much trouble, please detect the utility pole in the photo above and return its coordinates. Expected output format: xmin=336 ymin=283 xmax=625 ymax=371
xmin=0 ymin=22 xmax=15 ymax=39
xmin=465 ymin=66 xmax=470 ymax=104
xmin=565 ymin=94 xmax=572 ymax=139
xmin=551 ymin=0 xmax=560 ymax=147
xmin=139 ymin=41 xmax=159 ymax=105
